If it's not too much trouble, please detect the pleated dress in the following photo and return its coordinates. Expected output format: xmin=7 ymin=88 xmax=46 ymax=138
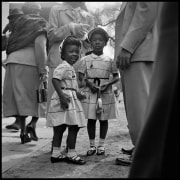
xmin=77 ymin=53 xmax=119 ymax=120
xmin=46 ymin=61 xmax=86 ymax=127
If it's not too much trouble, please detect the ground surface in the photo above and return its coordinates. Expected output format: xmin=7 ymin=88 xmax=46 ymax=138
xmin=2 ymin=95 xmax=133 ymax=178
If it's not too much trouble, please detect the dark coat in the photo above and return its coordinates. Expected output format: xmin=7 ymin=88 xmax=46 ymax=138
xmin=129 ymin=2 xmax=178 ymax=178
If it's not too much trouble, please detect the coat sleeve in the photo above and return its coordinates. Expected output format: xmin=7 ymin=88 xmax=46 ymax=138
xmin=47 ymin=6 xmax=72 ymax=43
xmin=121 ymin=2 xmax=158 ymax=54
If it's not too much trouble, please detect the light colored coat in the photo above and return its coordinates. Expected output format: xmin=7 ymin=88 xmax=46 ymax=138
xmin=114 ymin=2 xmax=159 ymax=145
xmin=114 ymin=2 xmax=159 ymax=62
xmin=47 ymin=3 xmax=95 ymax=68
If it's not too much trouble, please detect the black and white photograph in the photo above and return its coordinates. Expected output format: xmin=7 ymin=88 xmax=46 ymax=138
xmin=1 ymin=1 xmax=178 ymax=178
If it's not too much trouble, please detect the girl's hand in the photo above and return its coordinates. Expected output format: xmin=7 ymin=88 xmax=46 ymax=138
xmin=100 ymin=83 xmax=109 ymax=93
xmin=76 ymin=91 xmax=86 ymax=101
xmin=86 ymin=80 xmax=99 ymax=93
xmin=60 ymin=93 xmax=71 ymax=110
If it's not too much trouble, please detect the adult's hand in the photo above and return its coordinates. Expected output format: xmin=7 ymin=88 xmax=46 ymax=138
xmin=39 ymin=66 xmax=49 ymax=83
xmin=69 ymin=22 xmax=90 ymax=39
xmin=116 ymin=48 xmax=132 ymax=70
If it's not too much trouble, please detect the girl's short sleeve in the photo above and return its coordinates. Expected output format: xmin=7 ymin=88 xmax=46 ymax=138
xmin=53 ymin=64 xmax=67 ymax=80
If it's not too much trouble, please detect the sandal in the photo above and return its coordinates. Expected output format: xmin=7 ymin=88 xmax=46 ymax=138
xmin=87 ymin=146 xmax=96 ymax=156
xmin=97 ymin=146 xmax=105 ymax=155
xmin=115 ymin=155 xmax=132 ymax=166
xmin=67 ymin=155 xmax=86 ymax=165
xmin=51 ymin=154 xmax=67 ymax=163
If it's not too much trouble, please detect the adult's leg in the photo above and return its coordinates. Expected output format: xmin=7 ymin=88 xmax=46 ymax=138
xmin=19 ymin=115 xmax=31 ymax=144
xmin=120 ymin=62 xmax=153 ymax=146
xmin=29 ymin=116 xmax=38 ymax=128
xmin=26 ymin=116 xmax=39 ymax=141
xmin=5 ymin=117 xmax=20 ymax=130
xmin=19 ymin=116 xmax=27 ymax=134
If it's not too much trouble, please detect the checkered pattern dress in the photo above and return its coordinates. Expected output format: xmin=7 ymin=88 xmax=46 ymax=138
xmin=46 ymin=61 xmax=86 ymax=127
xmin=77 ymin=53 xmax=119 ymax=120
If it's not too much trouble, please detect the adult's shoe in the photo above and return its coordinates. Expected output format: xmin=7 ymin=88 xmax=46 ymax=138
xmin=121 ymin=147 xmax=134 ymax=155
xmin=20 ymin=133 xmax=31 ymax=144
xmin=26 ymin=124 xmax=38 ymax=141
xmin=6 ymin=123 xmax=20 ymax=131
xmin=115 ymin=155 xmax=132 ymax=166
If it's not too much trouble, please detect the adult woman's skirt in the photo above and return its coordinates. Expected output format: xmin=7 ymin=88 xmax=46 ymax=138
xmin=3 ymin=63 xmax=46 ymax=117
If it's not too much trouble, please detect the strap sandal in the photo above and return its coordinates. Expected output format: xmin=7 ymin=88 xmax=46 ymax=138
xmin=87 ymin=146 xmax=96 ymax=156
xmin=97 ymin=146 xmax=105 ymax=155
xmin=51 ymin=154 xmax=67 ymax=163
xmin=67 ymin=155 xmax=86 ymax=165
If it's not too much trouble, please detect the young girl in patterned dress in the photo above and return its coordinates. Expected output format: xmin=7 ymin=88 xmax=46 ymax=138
xmin=77 ymin=28 xmax=119 ymax=156
xmin=47 ymin=36 xmax=86 ymax=165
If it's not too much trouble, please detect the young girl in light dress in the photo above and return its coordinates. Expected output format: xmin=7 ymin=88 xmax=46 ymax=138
xmin=47 ymin=36 xmax=86 ymax=165
xmin=77 ymin=28 xmax=119 ymax=156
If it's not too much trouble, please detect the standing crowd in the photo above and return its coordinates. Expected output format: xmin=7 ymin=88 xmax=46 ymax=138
xmin=2 ymin=2 xmax=178 ymax=178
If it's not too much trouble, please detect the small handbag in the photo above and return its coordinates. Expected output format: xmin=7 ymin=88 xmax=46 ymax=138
xmin=36 ymin=81 xmax=47 ymax=103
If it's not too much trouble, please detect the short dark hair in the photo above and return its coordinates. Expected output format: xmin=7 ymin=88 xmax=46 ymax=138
xmin=61 ymin=36 xmax=81 ymax=60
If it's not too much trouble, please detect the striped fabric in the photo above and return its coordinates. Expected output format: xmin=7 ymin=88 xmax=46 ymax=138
xmin=46 ymin=61 xmax=86 ymax=127
xmin=77 ymin=53 xmax=119 ymax=120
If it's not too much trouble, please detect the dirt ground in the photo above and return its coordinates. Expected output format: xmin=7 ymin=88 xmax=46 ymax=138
xmin=2 ymin=96 xmax=133 ymax=178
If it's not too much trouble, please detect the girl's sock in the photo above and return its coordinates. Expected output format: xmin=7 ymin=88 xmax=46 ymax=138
xmin=67 ymin=149 xmax=77 ymax=158
xmin=90 ymin=139 xmax=95 ymax=147
xmin=98 ymin=138 xmax=105 ymax=147
xmin=60 ymin=146 xmax=68 ymax=155
xmin=52 ymin=147 xmax=61 ymax=158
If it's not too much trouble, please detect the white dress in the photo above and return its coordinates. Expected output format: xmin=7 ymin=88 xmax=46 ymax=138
xmin=46 ymin=61 xmax=86 ymax=127
xmin=77 ymin=53 xmax=119 ymax=120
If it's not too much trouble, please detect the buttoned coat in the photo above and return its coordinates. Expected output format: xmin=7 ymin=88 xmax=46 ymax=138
xmin=114 ymin=2 xmax=159 ymax=62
